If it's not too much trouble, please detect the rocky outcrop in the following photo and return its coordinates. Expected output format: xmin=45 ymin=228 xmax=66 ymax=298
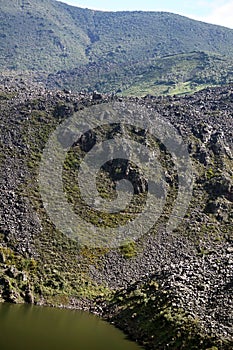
xmin=0 ymin=79 xmax=232 ymax=349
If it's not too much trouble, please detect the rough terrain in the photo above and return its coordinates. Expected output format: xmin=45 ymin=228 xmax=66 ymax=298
xmin=0 ymin=77 xmax=232 ymax=349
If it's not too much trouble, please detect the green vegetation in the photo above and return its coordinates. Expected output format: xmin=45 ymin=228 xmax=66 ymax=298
xmin=119 ymin=241 xmax=138 ymax=259
xmin=109 ymin=280 xmax=230 ymax=349
xmin=47 ymin=51 xmax=233 ymax=96
xmin=1 ymin=0 xmax=233 ymax=73
xmin=1 ymin=0 xmax=233 ymax=96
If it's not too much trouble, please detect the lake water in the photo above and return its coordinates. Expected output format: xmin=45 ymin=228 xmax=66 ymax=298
xmin=0 ymin=303 xmax=143 ymax=350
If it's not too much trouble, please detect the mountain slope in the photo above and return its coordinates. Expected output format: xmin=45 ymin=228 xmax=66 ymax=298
xmin=0 ymin=0 xmax=89 ymax=71
xmin=1 ymin=0 xmax=233 ymax=72
xmin=46 ymin=51 xmax=233 ymax=96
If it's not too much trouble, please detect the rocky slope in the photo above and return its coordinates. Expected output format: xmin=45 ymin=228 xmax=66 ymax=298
xmin=0 ymin=77 xmax=232 ymax=349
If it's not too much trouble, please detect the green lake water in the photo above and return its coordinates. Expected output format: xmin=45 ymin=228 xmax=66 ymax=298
xmin=0 ymin=303 xmax=143 ymax=350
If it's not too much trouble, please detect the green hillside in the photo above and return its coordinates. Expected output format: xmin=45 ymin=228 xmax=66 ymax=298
xmin=1 ymin=0 xmax=233 ymax=75
xmin=46 ymin=51 xmax=233 ymax=96
xmin=0 ymin=0 xmax=89 ymax=71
